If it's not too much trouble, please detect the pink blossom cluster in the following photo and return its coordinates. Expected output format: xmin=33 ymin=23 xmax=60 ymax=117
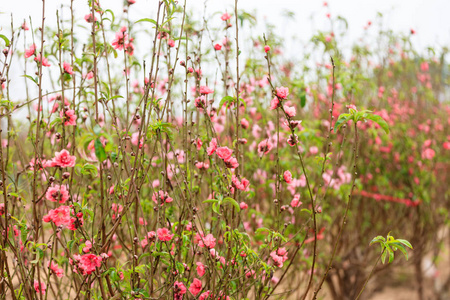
xmin=71 ymin=254 xmax=102 ymax=275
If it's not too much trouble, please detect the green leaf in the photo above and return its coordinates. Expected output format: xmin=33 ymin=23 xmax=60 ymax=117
xmin=0 ymin=34 xmax=10 ymax=47
xmin=334 ymin=113 xmax=351 ymax=132
xmin=255 ymin=227 xmax=271 ymax=234
xmin=175 ymin=261 xmax=185 ymax=274
xmin=366 ymin=114 xmax=389 ymax=134
xmin=138 ymin=253 xmax=151 ymax=263
xmin=218 ymin=96 xmax=235 ymax=113
xmin=22 ymin=75 xmax=38 ymax=86
xmin=369 ymin=235 xmax=385 ymax=246
xmin=392 ymin=242 xmax=408 ymax=261
xmin=67 ymin=240 xmax=75 ymax=250
xmin=135 ymin=18 xmax=157 ymax=26
xmin=222 ymin=197 xmax=240 ymax=212
xmin=238 ymin=98 xmax=247 ymax=109
xmin=105 ymin=9 xmax=115 ymax=23
xmin=381 ymin=249 xmax=387 ymax=264
xmin=203 ymin=199 xmax=219 ymax=204
xmin=81 ymin=163 xmax=98 ymax=177
xmin=301 ymin=208 xmax=312 ymax=215
xmin=396 ymin=239 xmax=413 ymax=249
xmin=212 ymin=202 xmax=221 ymax=214
xmin=94 ymin=138 xmax=107 ymax=162
xmin=300 ymin=92 xmax=306 ymax=108
xmin=387 ymin=247 xmax=394 ymax=263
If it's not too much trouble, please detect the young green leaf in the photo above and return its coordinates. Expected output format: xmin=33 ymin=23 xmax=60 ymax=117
xmin=135 ymin=18 xmax=157 ymax=26
xmin=94 ymin=138 xmax=107 ymax=162
xmin=300 ymin=92 xmax=307 ymax=108
xmin=334 ymin=113 xmax=351 ymax=132
xmin=366 ymin=114 xmax=389 ymax=134
xmin=0 ymin=34 xmax=10 ymax=47
xmin=222 ymin=197 xmax=241 ymax=212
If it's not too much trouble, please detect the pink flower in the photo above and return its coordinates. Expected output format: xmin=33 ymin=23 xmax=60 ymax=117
xmin=174 ymin=281 xmax=187 ymax=299
xmin=195 ymin=161 xmax=209 ymax=170
xmin=240 ymin=202 xmax=248 ymax=210
xmin=216 ymin=147 xmax=233 ymax=160
xmin=48 ymin=261 xmax=64 ymax=277
xmin=131 ymin=132 xmax=144 ymax=149
xmin=283 ymin=105 xmax=296 ymax=117
xmin=83 ymin=240 xmax=93 ymax=253
xmin=245 ymin=270 xmax=256 ymax=279
xmin=46 ymin=184 xmax=70 ymax=203
xmin=60 ymin=109 xmax=77 ymax=126
xmin=111 ymin=203 xmax=123 ymax=215
xmin=125 ymin=40 xmax=135 ymax=56
xmin=224 ymin=156 xmax=239 ymax=169
xmin=420 ymin=62 xmax=429 ymax=72
xmin=264 ymin=45 xmax=271 ymax=53
xmin=84 ymin=14 xmax=97 ymax=23
xmin=277 ymin=247 xmax=288 ymax=256
xmin=85 ymin=71 xmax=94 ymax=80
xmin=35 ymin=54 xmax=51 ymax=67
xmin=63 ymin=62 xmax=74 ymax=75
xmin=196 ymin=262 xmax=206 ymax=277
xmin=207 ymin=138 xmax=217 ymax=155
xmin=196 ymin=138 xmax=203 ymax=150
xmin=49 ymin=149 xmax=76 ymax=168
xmin=241 ymin=118 xmax=249 ymax=129
xmin=283 ymin=171 xmax=293 ymax=184
xmin=346 ymin=104 xmax=357 ymax=110
xmin=423 ymin=139 xmax=432 ymax=148
xmin=270 ymin=97 xmax=280 ymax=110
xmin=214 ymin=43 xmax=222 ymax=50
xmin=152 ymin=190 xmax=173 ymax=205
xmin=189 ymin=278 xmax=202 ymax=296
xmin=168 ymin=39 xmax=175 ymax=47
xmin=276 ymin=87 xmax=289 ymax=99
xmin=290 ymin=194 xmax=302 ymax=208
xmin=199 ymin=291 xmax=211 ymax=300
xmin=199 ymin=233 xmax=216 ymax=249
xmin=258 ymin=140 xmax=273 ymax=156
xmin=0 ymin=203 xmax=4 ymax=216
xmin=42 ymin=206 xmax=70 ymax=227
xmin=309 ymin=146 xmax=319 ymax=155
xmin=34 ymin=280 xmax=46 ymax=294
xmin=78 ymin=254 xmax=102 ymax=275
xmin=199 ymin=86 xmax=214 ymax=95
xmin=157 ymin=228 xmax=174 ymax=242
xmin=287 ymin=134 xmax=298 ymax=146
xmin=22 ymin=21 xmax=29 ymax=30
xmin=25 ymin=44 xmax=36 ymax=58
xmin=421 ymin=148 xmax=435 ymax=160
xmin=112 ymin=28 xmax=128 ymax=51
xmin=221 ymin=12 xmax=231 ymax=21
xmin=29 ymin=157 xmax=48 ymax=171
xmin=270 ymin=248 xmax=288 ymax=268
xmin=231 ymin=175 xmax=250 ymax=190
xmin=195 ymin=96 xmax=206 ymax=108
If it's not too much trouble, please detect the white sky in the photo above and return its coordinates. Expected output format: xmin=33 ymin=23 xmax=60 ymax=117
xmin=1 ymin=0 xmax=449 ymax=52
xmin=0 ymin=0 xmax=449 ymax=104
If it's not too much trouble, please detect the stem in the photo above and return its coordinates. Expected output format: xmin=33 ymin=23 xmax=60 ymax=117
xmin=314 ymin=120 xmax=360 ymax=299
xmin=355 ymin=248 xmax=385 ymax=300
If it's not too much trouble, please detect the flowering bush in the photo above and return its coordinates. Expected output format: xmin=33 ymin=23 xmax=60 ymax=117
xmin=0 ymin=1 xmax=448 ymax=300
